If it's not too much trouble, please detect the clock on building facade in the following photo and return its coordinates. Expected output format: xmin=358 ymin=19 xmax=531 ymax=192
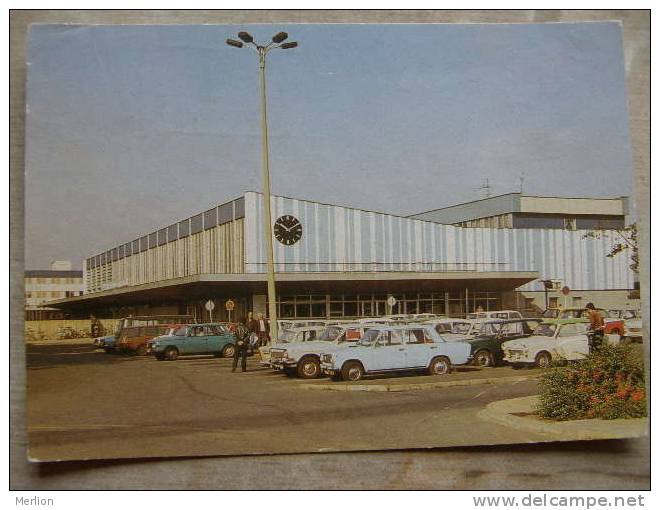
xmin=273 ymin=215 xmax=303 ymax=245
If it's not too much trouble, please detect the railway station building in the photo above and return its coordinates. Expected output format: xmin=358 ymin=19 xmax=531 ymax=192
xmin=51 ymin=192 xmax=637 ymax=321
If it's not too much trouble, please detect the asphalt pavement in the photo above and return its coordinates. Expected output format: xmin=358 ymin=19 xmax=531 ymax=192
xmin=26 ymin=341 xmax=547 ymax=461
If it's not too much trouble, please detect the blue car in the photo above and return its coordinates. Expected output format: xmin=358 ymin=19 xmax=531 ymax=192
xmin=149 ymin=323 xmax=236 ymax=361
xmin=320 ymin=324 xmax=472 ymax=381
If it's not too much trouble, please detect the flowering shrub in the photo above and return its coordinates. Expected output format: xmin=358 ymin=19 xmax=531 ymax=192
xmin=536 ymin=344 xmax=647 ymax=420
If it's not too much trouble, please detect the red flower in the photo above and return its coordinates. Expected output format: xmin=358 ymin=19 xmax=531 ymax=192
xmin=631 ymin=390 xmax=645 ymax=402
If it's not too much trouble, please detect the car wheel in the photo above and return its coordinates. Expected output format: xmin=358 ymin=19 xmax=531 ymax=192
xmin=428 ymin=356 xmax=451 ymax=375
xmin=297 ymin=356 xmax=321 ymax=379
xmin=135 ymin=344 xmax=148 ymax=356
xmin=534 ymin=351 xmax=552 ymax=368
xmin=474 ymin=349 xmax=494 ymax=367
xmin=221 ymin=344 xmax=236 ymax=358
xmin=341 ymin=361 xmax=364 ymax=382
xmin=164 ymin=347 xmax=179 ymax=361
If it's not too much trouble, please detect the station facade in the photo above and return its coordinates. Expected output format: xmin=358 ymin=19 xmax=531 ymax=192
xmin=52 ymin=192 xmax=636 ymax=320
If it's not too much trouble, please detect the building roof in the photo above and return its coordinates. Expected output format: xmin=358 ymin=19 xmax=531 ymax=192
xmin=25 ymin=270 xmax=83 ymax=278
xmin=409 ymin=193 xmax=628 ymax=224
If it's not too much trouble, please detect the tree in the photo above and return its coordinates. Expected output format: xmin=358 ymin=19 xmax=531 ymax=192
xmin=583 ymin=223 xmax=638 ymax=273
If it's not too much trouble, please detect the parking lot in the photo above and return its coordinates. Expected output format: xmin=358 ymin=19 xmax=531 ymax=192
xmin=27 ymin=340 xmax=548 ymax=461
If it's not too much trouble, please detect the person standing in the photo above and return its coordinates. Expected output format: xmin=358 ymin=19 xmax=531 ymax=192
xmin=585 ymin=302 xmax=605 ymax=353
xmin=232 ymin=318 xmax=251 ymax=373
xmin=251 ymin=313 xmax=271 ymax=347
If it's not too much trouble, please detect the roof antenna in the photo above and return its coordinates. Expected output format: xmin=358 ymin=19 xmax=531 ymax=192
xmin=476 ymin=178 xmax=491 ymax=199
xmin=519 ymin=172 xmax=525 ymax=194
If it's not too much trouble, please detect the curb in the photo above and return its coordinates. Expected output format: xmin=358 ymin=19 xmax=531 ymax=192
xmin=477 ymin=396 xmax=649 ymax=440
xmin=298 ymin=374 xmax=536 ymax=392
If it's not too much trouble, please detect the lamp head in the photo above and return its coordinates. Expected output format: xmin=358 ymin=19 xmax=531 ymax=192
xmin=226 ymin=39 xmax=244 ymax=48
xmin=237 ymin=31 xmax=254 ymax=43
xmin=280 ymin=41 xmax=298 ymax=49
xmin=272 ymin=32 xmax=288 ymax=43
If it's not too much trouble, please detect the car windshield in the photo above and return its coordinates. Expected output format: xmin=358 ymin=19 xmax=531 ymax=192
xmin=173 ymin=326 xmax=188 ymax=336
xmin=478 ymin=322 xmax=502 ymax=336
xmin=434 ymin=323 xmax=453 ymax=333
xmin=534 ymin=323 xmax=557 ymax=337
xmin=452 ymin=323 xmax=471 ymax=334
xmin=357 ymin=329 xmax=380 ymax=346
xmin=318 ymin=326 xmax=343 ymax=342
xmin=279 ymin=331 xmax=297 ymax=343
xmin=622 ymin=310 xmax=640 ymax=319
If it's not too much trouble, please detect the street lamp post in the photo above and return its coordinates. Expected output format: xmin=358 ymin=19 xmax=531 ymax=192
xmin=227 ymin=31 xmax=298 ymax=343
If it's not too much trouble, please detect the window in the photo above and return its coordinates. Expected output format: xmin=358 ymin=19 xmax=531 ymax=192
xmin=218 ymin=202 xmax=233 ymax=224
xmin=203 ymin=208 xmax=217 ymax=230
xmin=167 ymin=224 xmax=178 ymax=243
xmin=190 ymin=214 xmax=203 ymax=235
xmin=158 ymin=228 xmax=167 ymax=246
xmin=558 ymin=324 xmax=580 ymax=337
xmin=406 ymin=329 xmax=427 ymax=344
xmin=500 ymin=322 xmax=524 ymax=336
xmin=549 ymin=297 xmax=559 ymax=308
xmin=378 ymin=330 xmax=403 ymax=346
xmin=179 ymin=219 xmax=190 ymax=238
xmin=563 ymin=218 xmax=576 ymax=230
xmin=234 ymin=197 xmax=245 ymax=219
xmin=148 ymin=232 xmax=158 ymax=249
xmin=191 ymin=326 xmax=205 ymax=337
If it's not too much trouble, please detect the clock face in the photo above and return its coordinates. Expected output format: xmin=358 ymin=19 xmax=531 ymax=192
xmin=273 ymin=215 xmax=303 ymax=246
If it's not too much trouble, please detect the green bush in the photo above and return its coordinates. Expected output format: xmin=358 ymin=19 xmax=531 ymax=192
xmin=536 ymin=344 xmax=647 ymax=421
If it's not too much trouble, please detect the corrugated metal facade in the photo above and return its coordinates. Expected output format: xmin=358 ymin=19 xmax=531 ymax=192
xmin=84 ymin=198 xmax=245 ymax=293
xmin=243 ymin=192 xmax=634 ymax=292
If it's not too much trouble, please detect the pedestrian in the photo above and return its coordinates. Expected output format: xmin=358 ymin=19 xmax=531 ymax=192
xmin=232 ymin=318 xmax=251 ymax=373
xmin=585 ymin=302 xmax=605 ymax=353
xmin=250 ymin=313 xmax=271 ymax=347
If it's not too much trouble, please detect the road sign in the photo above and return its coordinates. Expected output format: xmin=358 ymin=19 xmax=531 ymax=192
xmin=225 ymin=299 xmax=235 ymax=311
xmin=387 ymin=296 xmax=397 ymax=307
xmin=561 ymin=286 xmax=571 ymax=296
xmin=205 ymin=300 xmax=215 ymax=311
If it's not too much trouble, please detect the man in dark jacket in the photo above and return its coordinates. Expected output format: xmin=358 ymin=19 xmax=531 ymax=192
xmin=232 ymin=319 xmax=251 ymax=373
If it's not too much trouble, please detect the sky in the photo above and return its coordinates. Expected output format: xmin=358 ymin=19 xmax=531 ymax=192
xmin=25 ymin=22 xmax=634 ymax=269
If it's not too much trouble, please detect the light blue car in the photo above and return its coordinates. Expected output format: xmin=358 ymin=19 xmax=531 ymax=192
xmin=320 ymin=324 xmax=472 ymax=381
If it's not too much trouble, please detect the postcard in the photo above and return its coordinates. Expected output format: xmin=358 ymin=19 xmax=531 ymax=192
xmin=24 ymin=22 xmax=646 ymax=462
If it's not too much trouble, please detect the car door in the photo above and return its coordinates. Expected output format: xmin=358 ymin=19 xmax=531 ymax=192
xmin=185 ymin=326 xmax=207 ymax=354
xmin=556 ymin=323 xmax=589 ymax=360
xmin=205 ymin=325 xmax=223 ymax=352
xmin=404 ymin=329 xmax=431 ymax=368
xmin=366 ymin=330 xmax=407 ymax=371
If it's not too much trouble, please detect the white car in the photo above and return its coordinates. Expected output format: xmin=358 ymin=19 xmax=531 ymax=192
xmin=501 ymin=321 xmax=590 ymax=368
xmin=422 ymin=318 xmax=472 ymax=336
xmin=441 ymin=319 xmax=505 ymax=342
xmin=320 ymin=324 xmax=472 ymax=381
xmin=269 ymin=323 xmax=373 ymax=378
xmin=259 ymin=326 xmax=325 ymax=367
xmin=466 ymin=310 xmax=523 ymax=320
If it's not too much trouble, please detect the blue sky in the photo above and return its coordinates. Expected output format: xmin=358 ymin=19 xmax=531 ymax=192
xmin=25 ymin=22 xmax=633 ymax=269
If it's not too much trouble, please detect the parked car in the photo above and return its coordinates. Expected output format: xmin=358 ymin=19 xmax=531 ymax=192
xmin=259 ymin=326 xmax=325 ymax=367
xmin=269 ymin=323 xmax=372 ymax=378
xmin=608 ymin=309 xmax=642 ymax=342
xmin=149 ymin=323 xmax=236 ymax=361
xmin=116 ymin=324 xmax=175 ymax=355
xmin=466 ymin=310 xmax=523 ymax=320
xmin=422 ymin=318 xmax=472 ymax=336
xmin=557 ymin=308 xmax=625 ymax=336
xmin=501 ymin=319 xmax=590 ymax=368
xmin=320 ymin=324 xmax=472 ymax=381
xmin=277 ymin=319 xmax=327 ymax=333
xmin=441 ymin=319 xmax=505 ymax=342
xmin=467 ymin=318 xmax=541 ymax=367
xmin=93 ymin=315 xmax=196 ymax=353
